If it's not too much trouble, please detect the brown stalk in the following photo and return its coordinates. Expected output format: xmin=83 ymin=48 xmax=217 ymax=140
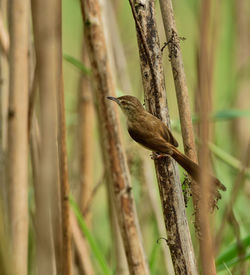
xmin=56 ymin=2 xmax=72 ymax=273
xmin=233 ymin=0 xmax=250 ymax=160
xmin=0 ymin=0 xmax=9 ymax=221
xmin=197 ymin=0 xmax=216 ymax=273
xmin=80 ymin=0 xmax=150 ymax=273
xmin=128 ymin=0 xmax=198 ymax=274
xmin=31 ymin=0 xmax=63 ymax=274
xmin=7 ymin=1 xmax=29 ymax=274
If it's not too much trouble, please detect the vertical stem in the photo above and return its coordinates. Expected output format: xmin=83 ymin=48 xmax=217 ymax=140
xmin=7 ymin=1 xmax=29 ymax=275
xmin=0 ymin=0 xmax=9 ymax=225
xmin=31 ymin=0 xmax=62 ymax=274
xmin=197 ymin=0 xmax=216 ymax=274
xmin=56 ymin=2 xmax=72 ymax=274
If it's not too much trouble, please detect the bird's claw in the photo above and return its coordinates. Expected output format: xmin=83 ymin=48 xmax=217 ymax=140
xmin=150 ymin=152 xmax=169 ymax=160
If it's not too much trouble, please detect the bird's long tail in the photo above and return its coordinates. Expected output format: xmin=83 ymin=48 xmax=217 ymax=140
xmin=171 ymin=147 xmax=226 ymax=191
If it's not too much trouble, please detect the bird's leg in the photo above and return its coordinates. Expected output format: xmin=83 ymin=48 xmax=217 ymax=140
xmin=150 ymin=150 xmax=173 ymax=160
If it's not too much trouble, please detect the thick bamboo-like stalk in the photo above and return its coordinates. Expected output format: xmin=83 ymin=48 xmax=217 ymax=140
xmin=197 ymin=0 xmax=216 ymax=273
xmin=80 ymin=0 xmax=150 ymax=274
xmin=128 ymin=0 xmax=198 ymax=274
xmin=7 ymin=1 xmax=29 ymax=275
xmin=31 ymin=1 xmax=62 ymax=274
xmin=0 ymin=0 xmax=9 ymax=219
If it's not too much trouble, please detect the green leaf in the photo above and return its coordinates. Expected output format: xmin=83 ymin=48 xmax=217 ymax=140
xmin=192 ymin=110 xmax=250 ymax=123
xmin=70 ymin=196 xmax=112 ymax=275
xmin=63 ymin=54 xmax=91 ymax=75
xmin=149 ymin=241 xmax=160 ymax=273
xmin=212 ymin=109 xmax=250 ymax=121
xmin=209 ymin=143 xmax=250 ymax=178
xmin=216 ymin=235 xmax=250 ymax=272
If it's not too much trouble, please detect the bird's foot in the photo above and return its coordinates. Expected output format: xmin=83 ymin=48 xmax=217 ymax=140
xmin=150 ymin=152 xmax=170 ymax=160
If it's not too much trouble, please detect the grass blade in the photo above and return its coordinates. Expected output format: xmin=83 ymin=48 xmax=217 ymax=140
xmin=70 ymin=196 xmax=112 ymax=275
xmin=63 ymin=54 xmax=90 ymax=75
xmin=216 ymin=235 xmax=250 ymax=272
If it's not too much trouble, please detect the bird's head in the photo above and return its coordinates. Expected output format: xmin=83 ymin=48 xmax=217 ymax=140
xmin=107 ymin=95 xmax=145 ymax=119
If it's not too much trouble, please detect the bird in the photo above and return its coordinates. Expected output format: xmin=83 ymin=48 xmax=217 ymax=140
xmin=107 ymin=95 xmax=226 ymax=193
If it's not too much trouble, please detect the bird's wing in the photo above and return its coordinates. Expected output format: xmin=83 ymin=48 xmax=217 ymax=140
xmin=127 ymin=112 xmax=178 ymax=152
xmin=161 ymin=124 xmax=179 ymax=147
xmin=128 ymin=124 xmax=173 ymax=153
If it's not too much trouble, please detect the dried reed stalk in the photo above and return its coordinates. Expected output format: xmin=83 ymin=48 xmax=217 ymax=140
xmin=55 ymin=2 xmax=72 ymax=273
xmin=0 ymin=0 xmax=9 ymax=223
xmin=31 ymin=1 xmax=62 ymax=274
xmin=197 ymin=0 xmax=216 ymax=273
xmin=7 ymin=1 xmax=29 ymax=274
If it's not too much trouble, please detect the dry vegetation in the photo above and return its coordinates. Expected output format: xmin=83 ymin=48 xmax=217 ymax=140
xmin=0 ymin=0 xmax=250 ymax=274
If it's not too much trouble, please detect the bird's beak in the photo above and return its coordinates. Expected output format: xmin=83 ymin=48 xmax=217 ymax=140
xmin=107 ymin=96 xmax=120 ymax=105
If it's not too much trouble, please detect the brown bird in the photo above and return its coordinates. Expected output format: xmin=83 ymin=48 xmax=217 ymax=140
xmin=107 ymin=95 xmax=226 ymax=192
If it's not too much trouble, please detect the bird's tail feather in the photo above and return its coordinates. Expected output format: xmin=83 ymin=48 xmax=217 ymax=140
xmin=172 ymin=148 xmax=226 ymax=191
